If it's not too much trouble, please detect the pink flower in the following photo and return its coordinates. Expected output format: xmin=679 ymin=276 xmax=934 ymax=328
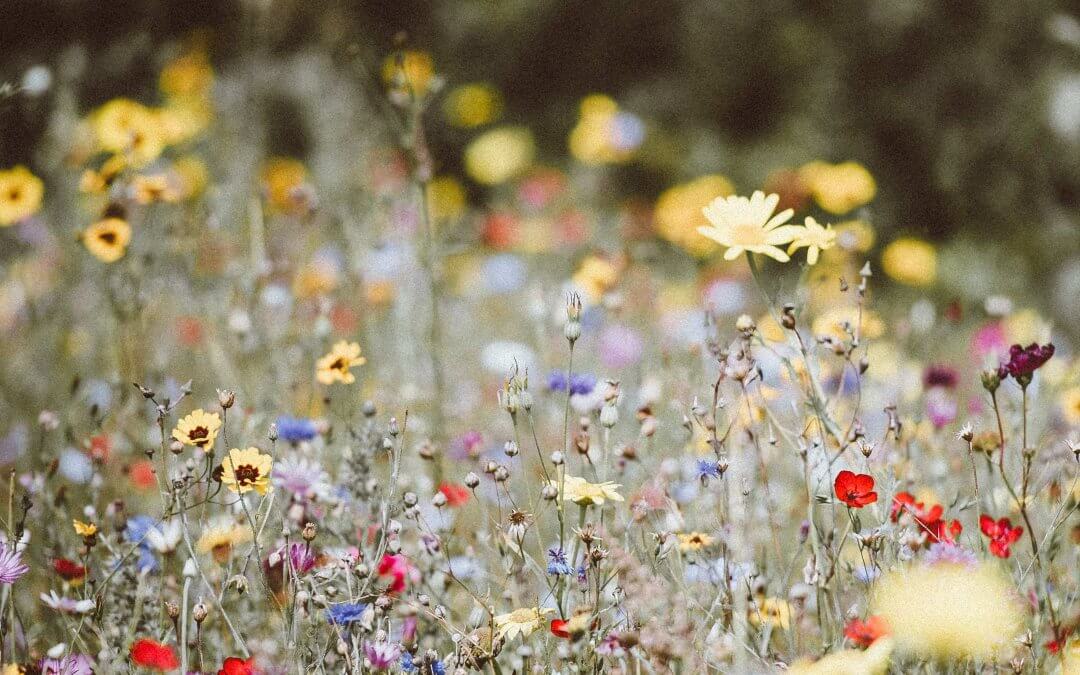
xmin=377 ymin=554 xmax=415 ymax=593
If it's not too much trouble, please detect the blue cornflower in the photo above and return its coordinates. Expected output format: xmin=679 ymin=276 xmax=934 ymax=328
xmin=547 ymin=547 xmax=573 ymax=576
xmin=696 ymin=459 xmax=722 ymax=485
xmin=400 ymin=652 xmax=446 ymax=674
xmin=546 ymin=370 xmax=596 ymax=396
xmin=124 ymin=515 xmax=160 ymax=573
xmin=326 ymin=602 xmax=368 ymax=625
xmin=276 ymin=415 xmax=318 ymax=443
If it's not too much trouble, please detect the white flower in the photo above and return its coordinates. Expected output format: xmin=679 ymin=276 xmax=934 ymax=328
xmin=146 ymin=519 xmax=183 ymax=553
xmin=40 ymin=591 xmax=95 ymax=614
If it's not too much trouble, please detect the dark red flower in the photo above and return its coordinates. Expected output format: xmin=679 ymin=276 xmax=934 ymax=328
xmin=218 ymin=656 xmax=259 ymax=675
xmin=979 ymin=514 xmax=1023 ymax=558
xmin=437 ymin=482 xmax=471 ymax=508
xmin=843 ymin=615 xmax=889 ymax=648
xmin=550 ymin=619 xmax=570 ymax=638
xmin=1001 ymin=343 xmax=1054 ymax=380
xmin=834 ymin=471 xmax=877 ymax=508
xmin=53 ymin=557 xmax=88 ymax=582
xmin=922 ymin=364 xmax=959 ymax=390
xmin=130 ymin=639 xmax=179 ymax=671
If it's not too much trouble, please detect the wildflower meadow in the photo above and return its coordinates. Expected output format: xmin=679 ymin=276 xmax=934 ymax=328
xmin=1 ymin=6 xmax=1079 ymax=675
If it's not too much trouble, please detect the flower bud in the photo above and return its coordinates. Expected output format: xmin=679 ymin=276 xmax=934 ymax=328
xmin=217 ymin=389 xmax=236 ymax=410
xmin=464 ymin=472 xmax=480 ymax=488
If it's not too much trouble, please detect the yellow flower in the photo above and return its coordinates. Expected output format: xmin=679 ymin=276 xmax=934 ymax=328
xmin=872 ymin=563 xmax=1023 ymax=661
xmin=677 ymin=532 xmax=714 ymax=551
xmin=654 ymin=175 xmax=735 ymax=257
xmin=571 ymin=255 xmax=619 ymax=302
xmin=218 ymin=447 xmax=273 ymax=495
xmin=81 ymin=217 xmax=132 ymax=263
xmin=79 ymin=155 xmax=127 ymax=194
xmin=316 ymin=340 xmax=366 ymax=385
xmin=1058 ymin=638 xmax=1080 ymax=675
xmin=172 ymin=155 xmax=209 ymax=199
xmin=1059 ymin=387 xmax=1080 ymax=425
xmin=0 ymin=166 xmax=44 ymax=226
xmin=159 ymin=51 xmax=214 ymax=99
xmin=426 ymin=175 xmax=466 ymax=222
xmin=812 ymin=307 xmax=886 ymax=341
xmin=697 ymin=191 xmax=800 ymax=262
xmin=788 ymin=637 xmax=893 ymax=675
xmin=132 ymin=174 xmax=179 ymax=204
xmin=172 ymin=408 xmax=222 ymax=449
xmin=196 ymin=518 xmax=253 ymax=563
xmin=443 ymin=83 xmax=502 ymax=128
xmin=91 ymin=99 xmax=164 ymax=166
xmin=800 ymin=160 xmax=876 ymax=214
xmin=833 ymin=219 xmax=875 ymax=253
xmin=381 ymin=50 xmax=435 ymax=96
xmin=549 ymin=474 xmax=624 ymax=506
xmin=567 ymin=94 xmax=641 ymax=165
xmin=73 ymin=520 xmax=98 ymax=537
xmin=881 ymin=238 xmax=937 ymax=287
xmin=493 ymin=607 xmax=555 ymax=641
xmin=464 ymin=127 xmax=535 ymax=185
xmin=260 ymin=157 xmax=307 ymax=214
xmin=787 ymin=217 xmax=836 ymax=265
xmin=748 ymin=597 xmax=791 ymax=630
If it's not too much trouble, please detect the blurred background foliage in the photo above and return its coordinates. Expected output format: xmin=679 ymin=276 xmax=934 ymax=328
xmin=2 ymin=0 xmax=1078 ymax=247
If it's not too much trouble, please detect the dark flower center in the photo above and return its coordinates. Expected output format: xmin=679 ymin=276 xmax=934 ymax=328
xmin=188 ymin=426 xmax=209 ymax=442
xmin=330 ymin=357 xmax=346 ymax=372
xmin=99 ymin=231 xmax=117 ymax=244
xmin=232 ymin=464 xmax=260 ymax=486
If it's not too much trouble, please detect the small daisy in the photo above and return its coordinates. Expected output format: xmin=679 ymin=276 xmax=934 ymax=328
xmin=218 ymin=447 xmax=273 ymax=495
xmin=786 ymin=216 xmax=836 ymax=265
xmin=0 ymin=543 xmax=29 ymax=584
xmin=315 ymin=340 xmax=366 ymax=385
xmin=40 ymin=590 xmax=95 ymax=614
xmin=493 ymin=607 xmax=555 ymax=641
xmin=172 ymin=408 xmax=222 ymax=450
xmin=697 ymin=191 xmax=800 ymax=262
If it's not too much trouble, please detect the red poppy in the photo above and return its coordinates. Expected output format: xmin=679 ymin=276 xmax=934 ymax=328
xmin=377 ymin=553 xmax=410 ymax=593
xmin=550 ymin=619 xmax=570 ymax=638
xmin=88 ymin=434 xmax=112 ymax=462
xmin=979 ymin=514 xmax=1023 ymax=558
xmin=843 ymin=615 xmax=890 ymax=648
xmin=437 ymin=482 xmax=471 ymax=507
xmin=218 ymin=657 xmax=259 ymax=675
xmin=129 ymin=460 xmax=157 ymax=490
xmin=891 ymin=491 xmax=963 ymax=545
xmin=130 ymin=639 xmax=179 ymax=671
xmin=833 ymin=471 xmax=877 ymax=508
xmin=53 ymin=558 xmax=88 ymax=583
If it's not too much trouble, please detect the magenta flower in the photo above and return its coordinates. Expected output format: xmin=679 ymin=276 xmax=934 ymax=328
xmin=363 ymin=640 xmax=403 ymax=670
xmin=0 ymin=543 xmax=29 ymax=584
xmin=1000 ymin=342 xmax=1054 ymax=382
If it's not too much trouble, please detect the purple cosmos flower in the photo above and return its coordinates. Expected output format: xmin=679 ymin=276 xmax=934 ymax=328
xmin=0 ymin=543 xmax=29 ymax=584
xmin=363 ymin=640 xmax=403 ymax=670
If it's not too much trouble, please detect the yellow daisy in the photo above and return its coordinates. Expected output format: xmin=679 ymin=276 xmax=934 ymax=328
xmin=548 ymin=474 xmax=624 ymax=507
xmin=81 ymin=217 xmax=131 ymax=263
xmin=196 ymin=518 xmax=253 ymax=563
xmin=697 ymin=190 xmax=800 ymax=262
xmin=73 ymin=520 xmax=98 ymax=537
xmin=315 ymin=340 xmax=366 ymax=385
xmin=493 ymin=607 xmax=555 ymax=641
xmin=172 ymin=408 xmax=222 ymax=449
xmin=677 ymin=532 xmax=715 ymax=551
xmin=218 ymin=447 xmax=273 ymax=495
xmin=91 ymin=98 xmax=164 ymax=167
xmin=1058 ymin=386 xmax=1080 ymax=425
xmin=0 ymin=166 xmax=44 ymax=226
xmin=787 ymin=217 xmax=836 ymax=265
xmin=748 ymin=597 xmax=792 ymax=630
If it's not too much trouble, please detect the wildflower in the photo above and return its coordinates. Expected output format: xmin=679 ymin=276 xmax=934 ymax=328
xmin=1000 ymin=342 xmax=1054 ymax=381
xmin=39 ymin=654 xmax=94 ymax=674
xmin=834 ymin=470 xmax=878 ymax=508
xmin=550 ymin=619 xmax=570 ymax=638
xmin=0 ymin=165 xmax=44 ymax=226
xmin=196 ymin=519 xmax=252 ymax=563
xmin=799 ymin=160 xmax=877 ymax=215
xmin=0 ymin=544 xmax=29 ymax=584
xmin=844 ymin=615 xmax=890 ymax=648
xmin=891 ymin=492 xmax=962 ymax=544
xmin=923 ymin=364 xmax=959 ymax=389
xmin=748 ymin=597 xmax=792 ymax=630
xmin=52 ymin=558 xmax=88 ymax=585
xmin=494 ymin=607 xmax=555 ymax=641
xmin=696 ymin=459 xmax=722 ymax=485
xmin=549 ymin=474 xmax=624 ymax=506
xmin=271 ymin=456 xmax=330 ymax=499
xmin=923 ymin=541 xmax=978 ymax=567
xmin=786 ymin=217 xmax=836 ymax=265
xmin=81 ymin=217 xmax=131 ymax=263
xmin=443 ymin=82 xmax=502 ymax=128
xmin=378 ymin=554 xmax=412 ymax=593
xmin=381 ymin=50 xmax=435 ymax=96
xmin=72 ymin=519 xmax=97 ymax=537
xmin=219 ymin=447 xmax=273 ymax=495
xmin=677 ymin=532 xmax=715 ymax=551
xmin=363 ymin=640 xmax=403 ymax=670
xmin=260 ymin=157 xmax=307 ymax=214
xmin=130 ymin=639 xmax=179 ymax=671
xmin=40 ymin=591 xmax=95 ymax=614
xmin=91 ymin=99 xmax=165 ymax=166
xmin=547 ymin=547 xmax=573 ymax=575
xmin=437 ymin=482 xmax=470 ymax=507
xmin=217 ymin=657 xmax=259 ymax=675
xmin=546 ymin=370 xmax=597 ymax=396
xmin=131 ymin=174 xmax=178 ymax=204
xmin=881 ymin=238 xmax=936 ymax=287
xmin=315 ymin=340 xmax=366 ymax=385
xmin=696 ymin=190 xmax=799 ymax=262
xmin=326 ymin=602 xmax=368 ymax=625
xmin=788 ymin=637 xmax=893 ymax=674
xmin=270 ymin=542 xmax=318 ymax=575
xmin=872 ymin=562 xmax=1023 ymax=661
xmin=274 ymin=415 xmax=318 ymax=443
xmin=979 ymin=515 xmax=1023 ymax=558
xmin=654 ymin=175 xmax=736 ymax=257
xmin=464 ymin=126 xmax=535 ymax=185
xmin=172 ymin=408 xmax=222 ymax=449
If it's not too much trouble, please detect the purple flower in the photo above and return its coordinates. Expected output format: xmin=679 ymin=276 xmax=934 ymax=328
xmin=272 ymin=542 xmax=318 ymax=575
xmin=0 ymin=543 xmax=29 ymax=584
xmin=922 ymin=364 xmax=959 ymax=389
xmin=275 ymin=415 xmax=319 ymax=443
xmin=272 ymin=456 xmax=330 ymax=499
xmin=363 ymin=640 xmax=403 ymax=670
xmin=40 ymin=654 xmax=94 ymax=675
xmin=547 ymin=370 xmax=596 ymax=396
xmin=547 ymin=547 xmax=573 ymax=575
xmin=326 ymin=602 xmax=368 ymax=625
xmin=923 ymin=541 xmax=978 ymax=567
xmin=1000 ymin=342 xmax=1054 ymax=381
xmin=598 ymin=324 xmax=644 ymax=370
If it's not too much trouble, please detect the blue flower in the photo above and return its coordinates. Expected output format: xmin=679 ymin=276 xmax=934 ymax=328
xmin=546 ymin=547 xmax=572 ymax=576
xmin=696 ymin=459 xmax=722 ymax=485
xmin=276 ymin=415 xmax=318 ymax=443
xmin=326 ymin=602 xmax=367 ymax=625
xmin=400 ymin=652 xmax=445 ymax=674
xmin=546 ymin=370 xmax=596 ymax=396
xmin=124 ymin=515 xmax=160 ymax=573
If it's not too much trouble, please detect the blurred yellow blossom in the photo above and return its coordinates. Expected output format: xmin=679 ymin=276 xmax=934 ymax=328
xmin=381 ymin=50 xmax=435 ymax=96
xmin=572 ymin=255 xmax=619 ymax=301
xmin=172 ymin=155 xmax=209 ymax=199
xmin=91 ymin=99 xmax=165 ymax=166
xmin=550 ymin=474 xmax=623 ymax=506
xmin=1003 ymin=308 xmax=1052 ymax=345
xmin=494 ymin=607 xmax=554 ymax=641
xmin=1059 ymin=387 xmax=1080 ymax=424
xmin=881 ymin=237 xmax=937 ymax=287
xmin=426 ymin=175 xmax=467 ymax=222
xmin=800 ymin=160 xmax=876 ymax=214
xmin=787 ymin=217 xmax=836 ymax=265
xmin=443 ymin=83 xmax=502 ymax=128
xmin=749 ymin=597 xmax=791 ymax=630
xmin=82 ymin=217 xmax=132 ymax=263
xmin=833 ymin=219 xmax=875 ymax=253
xmin=316 ymin=340 xmax=366 ymax=385
xmin=261 ymin=157 xmax=307 ymax=214
xmin=73 ymin=520 xmax=98 ymax=537
xmin=464 ymin=126 xmax=535 ymax=185
xmin=654 ymin=175 xmax=735 ymax=257
xmin=789 ymin=637 xmax=893 ymax=675
xmin=0 ymin=166 xmax=44 ymax=226
xmin=132 ymin=174 xmax=179 ymax=204
xmin=678 ymin=532 xmax=714 ymax=551
xmin=697 ymin=191 xmax=799 ymax=262
xmin=159 ymin=51 xmax=214 ymax=99
xmin=568 ymin=94 xmax=642 ymax=165
xmin=813 ymin=306 xmax=885 ymax=341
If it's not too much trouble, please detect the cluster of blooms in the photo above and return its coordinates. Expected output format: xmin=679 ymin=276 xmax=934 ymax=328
xmin=0 ymin=43 xmax=1078 ymax=675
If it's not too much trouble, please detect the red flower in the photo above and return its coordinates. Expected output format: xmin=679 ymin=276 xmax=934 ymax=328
xmin=437 ymin=482 xmax=471 ymax=508
xmin=130 ymin=639 xmax=179 ymax=671
xmin=1001 ymin=342 xmax=1054 ymax=379
xmin=891 ymin=491 xmax=963 ymax=545
xmin=843 ymin=615 xmax=890 ymax=648
xmin=979 ymin=514 xmax=1023 ymax=558
xmin=550 ymin=619 xmax=570 ymax=638
xmin=218 ymin=657 xmax=259 ymax=675
xmin=834 ymin=471 xmax=877 ymax=508
xmin=53 ymin=557 xmax=88 ymax=583
xmin=377 ymin=554 xmax=411 ymax=593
